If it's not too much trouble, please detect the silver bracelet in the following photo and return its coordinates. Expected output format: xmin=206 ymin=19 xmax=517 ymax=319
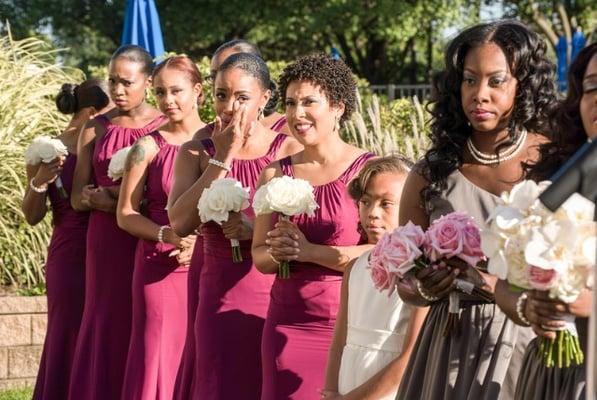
xmin=29 ymin=178 xmax=48 ymax=193
xmin=516 ymin=292 xmax=530 ymax=326
xmin=157 ymin=225 xmax=169 ymax=244
xmin=416 ymin=279 xmax=439 ymax=302
xmin=208 ymin=158 xmax=231 ymax=172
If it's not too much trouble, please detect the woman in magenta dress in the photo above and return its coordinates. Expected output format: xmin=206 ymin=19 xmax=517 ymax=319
xmin=168 ymin=53 xmax=301 ymax=399
xmin=69 ymin=45 xmax=166 ymax=400
xmin=23 ymin=80 xmax=111 ymax=400
xmin=117 ymin=56 xmax=204 ymax=399
xmin=252 ymin=54 xmax=373 ymax=400
xmin=171 ymin=41 xmax=288 ymax=400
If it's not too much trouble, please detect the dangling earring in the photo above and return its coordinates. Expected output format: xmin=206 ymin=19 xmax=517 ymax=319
xmin=257 ymin=107 xmax=264 ymax=120
xmin=334 ymin=116 xmax=340 ymax=132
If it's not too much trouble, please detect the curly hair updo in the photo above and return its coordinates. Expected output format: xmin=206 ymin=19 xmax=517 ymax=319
xmin=422 ymin=20 xmax=559 ymax=207
xmin=278 ymin=53 xmax=357 ymax=124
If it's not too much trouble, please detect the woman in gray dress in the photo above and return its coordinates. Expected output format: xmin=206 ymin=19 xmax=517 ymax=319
xmin=395 ymin=20 xmax=558 ymax=400
xmin=496 ymin=42 xmax=597 ymax=400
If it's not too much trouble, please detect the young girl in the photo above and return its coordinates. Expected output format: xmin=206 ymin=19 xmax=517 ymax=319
xmin=69 ymin=45 xmax=166 ymax=400
xmin=23 ymin=80 xmax=111 ymax=400
xmin=117 ymin=55 xmax=204 ymax=400
xmin=395 ymin=20 xmax=559 ymax=399
xmin=322 ymin=155 xmax=427 ymax=400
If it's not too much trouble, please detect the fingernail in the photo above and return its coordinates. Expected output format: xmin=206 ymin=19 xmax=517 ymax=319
xmin=266 ymin=248 xmax=271 ymax=253
xmin=265 ymin=239 xmax=271 ymax=244
xmin=293 ymin=235 xmax=299 ymax=239
xmin=432 ymin=265 xmax=438 ymax=270
xmin=293 ymin=242 xmax=298 ymax=246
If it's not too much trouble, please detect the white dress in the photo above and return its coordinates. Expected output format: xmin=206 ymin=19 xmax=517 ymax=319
xmin=338 ymin=250 xmax=413 ymax=399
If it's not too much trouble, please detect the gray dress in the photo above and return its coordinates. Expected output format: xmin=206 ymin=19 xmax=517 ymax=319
xmin=396 ymin=170 xmax=534 ymax=400
xmin=514 ymin=318 xmax=587 ymax=399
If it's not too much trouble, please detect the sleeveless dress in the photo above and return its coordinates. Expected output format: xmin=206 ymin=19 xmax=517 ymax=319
xmin=190 ymin=133 xmax=288 ymax=399
xmin=338 ymin=250 xmax=413 ymax=399
xmin=32 ymin=154 xmax=88 ymax=400
xmin=261 ymin=152 xmax=374 ymax=400
xmin=270 ymin=116 xmax=287 ymax=133
xmin=395 ymin=170 xmax=534 ymax=400
xmin=121 ymin=132 xmax=189 ymax=399
xmin=514 ymin=316 xmax=587 ymax=398
xmin=68 ymin=114 xmax=166 ymax=400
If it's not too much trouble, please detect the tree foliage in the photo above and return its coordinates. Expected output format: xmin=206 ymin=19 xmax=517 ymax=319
xmin=2 ymin=0 xmax=480 ymax=83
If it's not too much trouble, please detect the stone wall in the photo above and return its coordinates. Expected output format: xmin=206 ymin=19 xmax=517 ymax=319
xmin=0 ymin=296 xmax=46 ymax=389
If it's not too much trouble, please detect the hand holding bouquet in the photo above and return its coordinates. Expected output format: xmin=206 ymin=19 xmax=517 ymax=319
xmin=107 ymin=146 xmax=132 ymax=182
xmin=25 ymin=136 xmax=69 ymax=198
xmin=253 ymin=175 xmax=318 ymax=278
xmin=482 ymin=179 xmax=595 ymax=368
xmin=198 ymin=178 xmax=250 ymax=263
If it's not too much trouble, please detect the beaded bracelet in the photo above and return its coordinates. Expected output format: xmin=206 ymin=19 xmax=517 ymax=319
xmin=29 ymin=178 xmax=48 ymax=193
xmin=208 ymin=158 xmax=231 ymax=172
xmin=416 ymin=279 xmax=439 ymax=302
xmin=516 ymin=292 xmax=531 ymax=326
xmin=157 ymin=225 xmax=170 ymax=244
xmin=269 ymin=252 xmax=281 ymax=265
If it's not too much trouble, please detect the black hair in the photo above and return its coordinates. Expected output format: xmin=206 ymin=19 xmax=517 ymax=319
xmin=421 ymin=20 xmax=559 ymax=208
xmin=278 ymin=53 xmax=357 ymax=124
xmin=55 ymin=79 xmax=110 ymax=114
xmin=110 ymin=44 xmax=154 ymax=76
xmin=216 ymin=52 xmax=271 ymax=92
xmin=529 ymin=42 xmax=597 ymax=181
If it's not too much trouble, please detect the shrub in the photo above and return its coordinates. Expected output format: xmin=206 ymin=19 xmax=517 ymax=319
xmin=0 ymin=32 xmax=83 ymax=289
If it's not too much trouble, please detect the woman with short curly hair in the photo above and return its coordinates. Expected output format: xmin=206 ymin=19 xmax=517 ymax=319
xmin=395 ymin=20 xmax=559 ymax=400
xmin=252 ymin=53 xmax=374 ymax=399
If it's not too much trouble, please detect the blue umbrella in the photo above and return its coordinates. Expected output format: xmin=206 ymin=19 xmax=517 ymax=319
xmin=121 ymin=0 xmax=165 ymax=59
xmin=571 ymin=28 xmax=586 ymax=62
xmin=556 ymin=35 xmax=567 ymax=92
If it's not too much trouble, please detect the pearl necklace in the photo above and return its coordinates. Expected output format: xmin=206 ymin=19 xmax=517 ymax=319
xmin=466 ymin=128 xmax=527 ymax=165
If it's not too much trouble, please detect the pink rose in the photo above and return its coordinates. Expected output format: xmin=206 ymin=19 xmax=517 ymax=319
xmin=369 ymin=255 xmax=396 ymax=292
xmin=398 ymin=221 xmax=427 ymax=248
xmin=460 ymin=222 xmax=485 ymax=267
xmin=382 ymin=231 xmax=423 ymax=278
xmin=425 ymin=213 xmax=466 ymax=261
xmin=527 ymin=265 xmax=558 ymax=291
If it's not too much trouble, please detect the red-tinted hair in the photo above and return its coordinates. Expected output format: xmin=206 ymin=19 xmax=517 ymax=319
xmin=153 ymin=55 xmax=204 ymax=104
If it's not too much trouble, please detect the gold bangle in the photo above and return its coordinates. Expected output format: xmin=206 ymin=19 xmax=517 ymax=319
xmin=269 ymin=252 xmax=281 ymax=265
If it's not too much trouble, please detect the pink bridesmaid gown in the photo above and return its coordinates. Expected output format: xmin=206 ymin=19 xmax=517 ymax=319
xmin=121 ymin=132 xmax=189 ymax=399
xmin=190 ymin=134 xmax=288 ymax=399
xmin=260 ymin=152 xmax=373 ymax=400
xmin=32 ymin=154 xmax=88 ymax=400
xmin=68 ymin=114 xmax=166 ymax=400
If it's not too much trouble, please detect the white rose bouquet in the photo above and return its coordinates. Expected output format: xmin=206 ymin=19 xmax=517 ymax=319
xmin=107 ymin=146 xmax=132 ymax=182
xmin=252 ymin=175 xmax=318 ymax=278
xmin=197 ymin=178 xmax=250 ymax=263
xmin=482 ymin=179 xmax=596 ymax=368
xmin=25 ymin=136 xmax=69 ymax=198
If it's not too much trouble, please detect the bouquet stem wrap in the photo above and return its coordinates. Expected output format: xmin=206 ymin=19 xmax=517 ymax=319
xmin=538 ymin=314 xmax=583 ymax=368
xmin=443 ymin=291 xmax=461 ymax=337
xmin=278 ymin=214 xmax=291 ymax=279
xmin=54 ymin=176 xmax=68 ymax=199
xmin=230 ymin=238 xmax=242 ymax=263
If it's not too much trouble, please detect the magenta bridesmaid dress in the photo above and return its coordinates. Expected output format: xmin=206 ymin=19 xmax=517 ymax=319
xmin=120 ymin=132 xmax=189 ymax=399
xmin=270 ymin=116 xmax=287 ymax=133
xmin=68 ymin=114 xmax=166 ymax=400
xmin=260 ymin=152 xmax=373 ymax=400
xmin=32 ymin=154 xmax=88 ymax=400
xmin=189 ymin=133 xmax=288 ymax=399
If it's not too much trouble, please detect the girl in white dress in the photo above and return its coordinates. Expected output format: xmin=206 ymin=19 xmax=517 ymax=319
xmin=322 ymin=155 xmax=428 ymax=400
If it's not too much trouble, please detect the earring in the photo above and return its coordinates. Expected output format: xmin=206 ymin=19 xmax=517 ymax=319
xmin=258 ymin=107 xmax=264 ymax=120
xmin=334 ymin=116 xmax=340 ymax=132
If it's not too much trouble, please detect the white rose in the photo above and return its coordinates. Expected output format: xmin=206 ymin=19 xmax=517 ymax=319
xmin=25 ymin=136 xmax=68 ymax=165
xmin=253 ymin=175 xmax=318 ymax=217
xmin=550 ymin=264 xmax=589 ymax=303
xmin=107 ymin=146 xmax=132 ymax=181
xmin=197 ymin=178 xmax=250 ymax=224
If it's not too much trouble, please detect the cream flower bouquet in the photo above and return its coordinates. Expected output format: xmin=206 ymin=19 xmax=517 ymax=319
xmin=25 ymin=136 xmax=69 ymax=198
xmin=198 ymin=178 xmax=250 ymax=263
xmin=253 ymin=175 xmax=318 ymax=278
xmin=107 ymin=146 xmax=132 ymax=182
xmin=482 ymin=180 xmax=596 ymax=368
